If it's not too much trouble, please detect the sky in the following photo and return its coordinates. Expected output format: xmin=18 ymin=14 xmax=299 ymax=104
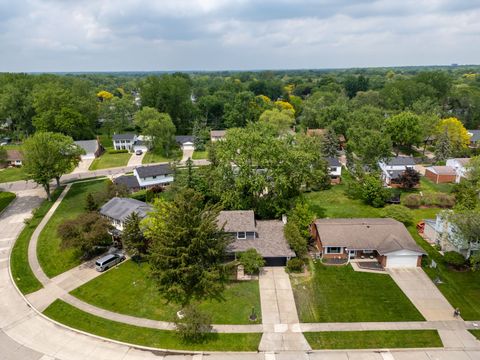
xmin=0 ymin=0 xmax=479 ymax=72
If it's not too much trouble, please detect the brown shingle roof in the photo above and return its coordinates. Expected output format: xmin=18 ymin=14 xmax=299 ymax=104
xmin=306 ymin=128 xmax=327 ymax=136
xmin=217 ymin=210 xmax=256 ymax=233
xmin=313 ymin=218 xmax=424 ymax=255
xmin=6 ymin=150 xmax=23 ymax=161
xmin=210 ymin=130 xmax=226 ymax=138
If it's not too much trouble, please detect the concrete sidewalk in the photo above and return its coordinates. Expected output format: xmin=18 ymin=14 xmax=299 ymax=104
xmin=259 ymin=267 xmax=310 ymax=351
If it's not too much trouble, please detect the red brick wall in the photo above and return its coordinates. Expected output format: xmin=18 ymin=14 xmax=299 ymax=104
xmin=425 ymin=170 xmax=456 ymax=184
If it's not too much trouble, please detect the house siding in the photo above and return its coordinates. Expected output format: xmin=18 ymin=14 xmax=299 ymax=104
xmin=425 ymin=169 xmax=456 ymax=184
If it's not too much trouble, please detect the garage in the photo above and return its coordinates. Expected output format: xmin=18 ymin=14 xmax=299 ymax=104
xmin=264 ymin=257 xmax=287 ymax=267
xmin=181 ymin=141 xmax=195 ymax=151
xmin=385 ymin=250 xmax=422 ymax=268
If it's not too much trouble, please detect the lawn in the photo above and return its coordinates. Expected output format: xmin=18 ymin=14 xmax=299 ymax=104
xmin=10 ymin=188 xmax=64 ymax=294
xmin=418 ymin=177 xmax=454 ymax=194
xmin=142 ymin=150 xmax=181 ymax=164
xmin=37 ymin=180 xmax=109 ymax=278
xmin=304 ymin=330 xmax=442 ymax=349
xmin=89 ymin=152 xmax=131 ymax=170
xmin=470 ymin=330 xmax=480 ymax=340
xmin=97 ymin=134 xmax=113 ymax=148
xmin=44 ymin=300 xmax=261 ymax=351
xmin=291 ymin=262 xmax=424 ymax=323
xmin=71 ymin=260 xmax=261 ymax=324
xmin=0 ymin=191 xmax=15 ymax=212
xmin=0 ymin=167 xmax=27 ymax=183
xmin=192 ymin=150 xmax=208 ymax=160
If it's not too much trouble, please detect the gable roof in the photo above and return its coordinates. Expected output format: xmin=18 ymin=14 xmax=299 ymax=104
xmin=468 ymin=130 xmax=480 ymax=142
xmin=112 ymin=133 xmax=136 ymax=141
xmin=217 ymin=210 xmax=256 ymax=233
xmin=74 ymin=140 xmax=98 ymax=154
xmin=426 ymin=166 xmax=456 ymax=176
xmin=313 ymin=218 xmax=424 ymax=255
xmin=114 ymin=175 xmax=140 ymax=189
xmin=175 ymin=135 xmax=195 ymax=144
xmin=325 ymin=157 xmax=341 ymax=167
xmin=210 ymin=130 xmax=226 ymax=138
xmin=6 ymin=149 xmax=23 ymax=161
xmin=384 ymin=156 xmax=416 ymax=166
xmin=135 ymin=164 xmax=174 ymax=178
xmin=100 ymin=197 xmax=152 ymax=222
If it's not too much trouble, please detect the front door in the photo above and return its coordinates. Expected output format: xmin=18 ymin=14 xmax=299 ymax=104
xmin=349 ymin=250 xmax=356 ymax=259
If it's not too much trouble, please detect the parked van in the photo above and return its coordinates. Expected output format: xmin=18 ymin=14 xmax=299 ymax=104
xmin=95 ymin=253 xmax=125 ymax=272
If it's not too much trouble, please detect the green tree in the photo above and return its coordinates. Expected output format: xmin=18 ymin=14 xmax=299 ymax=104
xmin=397 ymin=168 xmax=421 ymax=189
xmin=0 ymin=146 xmax=6 ymax=164
xmin=434 ymin=130 xmax=452 ymax=162
xmin=85 ymin=193 xmax=97 ymax=211
xmin=99 ymin=95 xmax=136 ymax=134
xmin=346 ymin=128 xmax=392 ymax=168
xmin=122 ymin=212 xmax=148 ymax=259
xmin=288 ymin=201 xmax=315 ymax=241
xmin=175 ymin=305 xmax=212 ymax=343
xmin=284 ymin=222 xmax=308 ymax=257
xmin=259 ymin=108 xmax=294 ymax=134
xmin=322 ymin=128 xmax=339 ymax=158
xmin=144 ymin=189 xmax=230 ymax=305
xmin=361 ymin=174 xmax=390 ymax=207
xmin=384 ymin=112 xmax=422 ymax=154
xmin=435 ymin=117 xmax=470 ymax=155
xmin=448 ymin=209 xmax=480 ymax=258
xmin=238 ymin=249 xmax=265 ymax=274
xmin=135 ymin=107 xmax=176 ymax=156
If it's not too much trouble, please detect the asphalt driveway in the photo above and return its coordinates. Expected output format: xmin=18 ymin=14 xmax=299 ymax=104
xmin=388 ymin=268 xmax=456 ymax=321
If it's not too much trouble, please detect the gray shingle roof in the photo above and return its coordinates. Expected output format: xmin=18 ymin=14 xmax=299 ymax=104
xmin=100 ymin=197 xmax=152 ymax=222
xmin=228 ymin=220 xmax=296 ymax=258
xmin=135 ymin=164 xmax=174 ymax=178
xmin=175 ymin=135 xmax=195 ymax=144
xmin=387 ymin=169 xmax=406 ymax=180
xmin=217 ymin=210 xmax=256 ymax=233
xmin=74 ymin=140 xmax=98 ymax=154
xmin=114 ymin=175 xmax=140 ymax=189
xmin=112 ymin=133 xmax=136 ymax=141
xmin=385 ymin=156 xmax=416 ymax=166
xmin=468 ymin=130 xmax=480 ymax=142
xmin=313 ymin=218 xmax=424 ymax=255
xmin=325 ymin=157 xmax=341 ymax=167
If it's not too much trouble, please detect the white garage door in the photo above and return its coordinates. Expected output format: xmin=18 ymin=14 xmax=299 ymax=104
xmin=386 ymin=255 xmax=418 ymax=268
xmin=182 ymin=144 xmax=194 ymax=151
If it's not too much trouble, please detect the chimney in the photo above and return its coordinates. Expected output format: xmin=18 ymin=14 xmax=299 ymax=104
xmin=282 ymin=214 xmax=287 ymax=224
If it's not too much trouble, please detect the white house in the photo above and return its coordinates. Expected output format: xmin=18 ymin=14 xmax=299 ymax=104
xmin=113 ymin=133 xmax=137 ymax=151
xmin=210 ymin=130 xmax=226 ymax=142
xmin=132 ymin=135 xmax=150 ymax=153
xmin=99 ymin=197 xmax=152 ymax=231
xmin=325 ymin=157 xmax=342 ymax=184
xmin=74 ymin=139 xmax=102 ymax=160
xmin=175 ymin=135 xmax=195 ymax=151
xmin=4 ymin=150 xmax=23 ymax=167
xmin=378 ymin=156 xmax=415 ymax=186
xmin=133 ymin=164 xmax=175 ymax=189
xmin=445 ymin=158 xmax=470 ymax=183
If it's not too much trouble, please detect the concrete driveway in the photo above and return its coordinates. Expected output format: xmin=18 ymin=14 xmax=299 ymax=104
xmin=71 ymin=158 xmax=94 ymax=174
xmin=127 ymin=151 xmax=145 ymax=167
xmin=181 ymin=146 xmax=194 ymax=162
xmin=387 ymin=268 xmax=456 ymax=321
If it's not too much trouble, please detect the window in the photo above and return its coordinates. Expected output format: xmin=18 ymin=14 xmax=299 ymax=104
xmin=330 ymin=167 xmax=337 ymax=172
xmin=237 ymin=232 xmax=246 ymax=239
xmin=326 ymin=247 xmax=342 ymax=254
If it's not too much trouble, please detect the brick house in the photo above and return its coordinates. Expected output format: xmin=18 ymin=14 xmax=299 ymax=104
xmin=425 ymin=166 xmax=457 ymax=184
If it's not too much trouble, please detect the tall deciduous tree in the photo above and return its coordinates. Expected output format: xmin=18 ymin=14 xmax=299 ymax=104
xmin=259 ymin=108 xmax=294 ymax=134
xmin=143 ymin=189 xmax=230 ymax=305
xmin=435 ymin=117 xmax=470 ymax=155
xmin=135 ymin=107 xmax=176 ymax=156
xmin=384 ymin=111 xmax=422 ymax=154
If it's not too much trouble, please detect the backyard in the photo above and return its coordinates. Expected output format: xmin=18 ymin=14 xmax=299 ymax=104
xmin=304 ymin=330 xmax=442 ymax=349
xmin=37 ymin=179 xmax=110 ymax=277
xmin=291 ymin=262 xmax=424 ymax=322
xmin=44 ymin=300 xmax=261 ymax=351
xmin=71 ymin=260 xmax=262 ymax=324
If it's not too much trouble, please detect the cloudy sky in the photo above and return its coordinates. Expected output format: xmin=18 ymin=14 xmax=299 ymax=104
xmin=0 ymin=0 xmax=479 ymax=72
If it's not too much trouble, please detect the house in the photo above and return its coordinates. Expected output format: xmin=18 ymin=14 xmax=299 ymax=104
xmin=467 ymin=130 xmax=480 ymax=148
xmin=113 ymin=175 xmax=141 ymax=193
xmin=133 ymin=164 xmax=174 ymax=189
xmin=378 ymin=156 xmax=416 ymax=186
xmin=425 ymin=166 xmax=457 ymax=184
xmin=5 ymin=150 xmax=23 ymax=167
xmin=132 ymin=135 xmax=150 ymax=153
xmin=311 ymin=218 xmax=424 ymax=268
xmin=99 ymin=197 xmax=152 ymax=231
xmin=445 ymin=158 xmax=470 ymax=183
xmin=423 ymin=213 xmax=480 ymax=258
xmin=113 ymin=133 xmax=137 ymax=151
xmin=325 ymin=157 xmax=342 ymax=184
xmin=74 ymin=139 xmax=103 ymax=160
xmin=217 ymin=210 xmax=295 ymax=266
xmin=210 ymin=130 xmax=226 ymax=142
xmin=175 ymin=135 xmax=195 ymax=150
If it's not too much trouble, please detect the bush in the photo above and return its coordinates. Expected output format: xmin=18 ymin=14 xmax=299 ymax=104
xmin=175 ymin=305 xmax=212 ymax=343
xmin=403 ymin=194 xmax=422 ymax=208
xmin=130 ymin=189 xmax=147 ymax=202
xmin=361 ymin=174 xmax=390 ymax=207
xmin=381 ymin=205 xmax=414 ymax=226
xmin=470 ymin=253 xmax=480 ymax=271
xmin=443 ymin=251 xmax=466 ymax=268
xmin=286 ymin=258 xmax=304 ymax=273
xmin=107 ymin=149 xmax=129 ymax=154
xmin=238 ymin=248 xmax=265 ymax=275
xmin=397 ymin=168 xmax=421 ymax=189
xmin=435 ymin=193 xmax=455 ymax=208
xmin=284 ymin=222 xmax=308 ymax=257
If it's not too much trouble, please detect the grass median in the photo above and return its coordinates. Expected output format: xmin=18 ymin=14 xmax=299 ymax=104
xmin=44 ymin=299 xmax=262 ymax=351
xmin=304 ymin=330 xmax=442 ymax=349
xmin=0 ymin=191 xmax=16 ymax=212
xmin=10 ymin=187 xmax=64 ymax=294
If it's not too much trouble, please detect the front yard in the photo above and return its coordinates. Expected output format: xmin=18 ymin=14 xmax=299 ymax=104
xmin=89 ymin=152 xmax=131 ymax=170
xmin=142 ymin=151 xmax=180 ymax=164
xmin=291 ymin=262 xmax=424 ymax=323
xmin=0 ymin=191 xmax=15 ymax=212
xmin=0 ymin=167 xmax=27 ymax=183
xmin=71 ymin=260 xmax=261 ymax=325
xmin=304 ymin=330 xmax=442 ymax=349
xmin=44 ymin=300 xmax=261 ymax=351
xmin=37 ymin=180 xmax=109 ymax=277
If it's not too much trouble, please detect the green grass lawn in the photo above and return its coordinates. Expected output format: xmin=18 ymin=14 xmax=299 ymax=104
xmin=0 ymin=167 xmax=27 ymax=183
xmin=37 ymin=180 xmax=109 ymax=278
xmin=11 ymin=188 xmax=64 ymax=294
xmin=89 ymin=152 xmax=131 ymax=170
xmin=291 ymin=262 xmax=424 ymax=323
xmin=418 ymin=177 xmax=454 ymax=194
xmin=470 ymin=330 xmax=480 ymax=340
xmin=44 ymin=300 xmax=261 ymax=351
xmin=304 ymin=330 xmax=442 ymax=349
xmin=192 ymin=150 xmax=208 ymax=160
xmin=142 ymin=150 xmax=181 ymax=164
xmin=71 ymin=260 xmax=261 ymax=324
xmin=97 ymin=134 xmax=113 ymax=148
xmin=0 ymin=191 xmax=15 ymax=212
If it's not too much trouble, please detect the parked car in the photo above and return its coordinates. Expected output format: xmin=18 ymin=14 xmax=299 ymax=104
xmin=135 ymin=149 xmax=143 ymax=155
xmin=95 ymin=253 xmax=126 ymax=272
